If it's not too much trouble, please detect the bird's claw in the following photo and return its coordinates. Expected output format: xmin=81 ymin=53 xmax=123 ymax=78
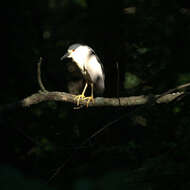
xmin=74 ymin=94 xmax=94 ymax=107
xmin=74 ymin=94 xmax=86 ymax=106
xmin=84 ymin=96 xmax=94 ymax=107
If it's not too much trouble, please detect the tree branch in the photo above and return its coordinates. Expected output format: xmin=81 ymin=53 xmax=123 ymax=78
xmin=20 ymin=57 xmax=188 ymax=107
xmin=1 ymin=58 xmax=189 ymax=111
xmin=37 ymin=57 xmax=47 ymax=92
xmin=20 ymin=90 xmax=184 ymax=108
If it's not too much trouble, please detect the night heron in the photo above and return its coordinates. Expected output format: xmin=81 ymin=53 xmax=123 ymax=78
xmin=61 ymin=44 xmax=105 ymax=106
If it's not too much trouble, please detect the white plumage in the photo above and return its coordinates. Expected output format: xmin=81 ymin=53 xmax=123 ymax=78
xmin=61 ymin=44 xmax=105 ymax=106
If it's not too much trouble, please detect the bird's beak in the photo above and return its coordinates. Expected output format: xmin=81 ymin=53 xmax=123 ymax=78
xmin=60 ymin=52 xmax=69 ymax=60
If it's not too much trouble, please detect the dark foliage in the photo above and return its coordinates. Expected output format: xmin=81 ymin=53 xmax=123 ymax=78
xmin=1 ymin=0 xmax=190 ymax=189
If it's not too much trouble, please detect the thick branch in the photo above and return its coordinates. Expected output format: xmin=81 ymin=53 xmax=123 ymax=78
xmin=0 ymin=58 xmax=188 ymax=111
xmin=20 ymin=91 xmax=184 ymax=108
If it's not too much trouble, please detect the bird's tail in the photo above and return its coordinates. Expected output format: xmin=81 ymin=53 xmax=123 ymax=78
xmin=95 ymin=76 xmax=105 ymax=95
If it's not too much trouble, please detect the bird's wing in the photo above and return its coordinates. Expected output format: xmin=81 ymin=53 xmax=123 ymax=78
xmin=88 ymin=48 xmax=104 ymax=74
xmin=85 ymin=55 xmax=104 ymax=82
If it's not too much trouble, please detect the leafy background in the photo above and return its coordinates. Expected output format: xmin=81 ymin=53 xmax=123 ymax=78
xmin=1 ymin=0 xmax=190 ymax=189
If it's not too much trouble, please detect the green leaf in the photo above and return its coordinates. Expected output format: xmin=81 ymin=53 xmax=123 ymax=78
xmin=178 ymin=73 xmax=190 ymax=84
xmin=124 ymin=72 xmax=141 ymax=89
xmin=173 ymin=106 xmax=181 ymax=113
xmin=136 ymin=47 xmax=149 ymax=54
xmin=73 ymin=0 xmax=87 ymax=8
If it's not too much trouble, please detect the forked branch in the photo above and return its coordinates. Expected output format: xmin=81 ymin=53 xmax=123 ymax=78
xmin=1 ymin=58 xmax=190 ymax=111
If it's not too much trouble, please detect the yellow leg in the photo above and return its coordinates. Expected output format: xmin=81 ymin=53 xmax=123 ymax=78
xmin=81 ymin=83 xmax=88 ymax=96
xmin=74 ymin=83 xmax=88 ymax=105
xmin=74 ymin=83 xmax=95 ymax=107
xmin=85 ymin=83 xmax=94 ymax=107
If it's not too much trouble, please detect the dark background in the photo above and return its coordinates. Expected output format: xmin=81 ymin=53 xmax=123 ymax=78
xmin=1 ymin=0 xmax=190 ymax=189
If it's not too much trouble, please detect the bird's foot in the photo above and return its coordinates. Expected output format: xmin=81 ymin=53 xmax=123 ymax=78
xmin=83 ymin=96 xmax=94 ymax=107
xmin=74 ymin=94 xmax=86 ymax=106
xmin=74 ymin=94 xmax=94 ymax=107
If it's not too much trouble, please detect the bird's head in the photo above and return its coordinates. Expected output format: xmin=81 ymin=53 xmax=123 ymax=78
xmin=60 ymin=43 xmax=94 ymax=63
xmin=60 ymin=44 xmax=84 ymax=60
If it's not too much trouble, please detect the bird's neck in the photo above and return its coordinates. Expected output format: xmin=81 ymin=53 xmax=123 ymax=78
xmin=72 ymin=55 xmax=88 ymax=71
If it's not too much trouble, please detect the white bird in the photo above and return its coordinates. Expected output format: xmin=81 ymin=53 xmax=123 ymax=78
xmin=61 ymin=44 xmax=105 ymax=106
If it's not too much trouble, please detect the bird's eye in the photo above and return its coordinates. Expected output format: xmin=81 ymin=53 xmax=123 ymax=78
xmin=72 ymin=49 xmax=75 ymax=52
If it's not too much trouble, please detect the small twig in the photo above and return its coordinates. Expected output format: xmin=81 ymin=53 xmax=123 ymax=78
xmin=15 ymin=127 xmax=38 ymax=145
xmin=164 ymin=82 xmax=190 ymax=94
xmin=37 ymin=57 xmax=47 ymax=92
xmin=123 ymin=7 xmax=136 ymax=14
xmin=83 ymin=113 xmax=127 ymax=142
xmin=48 ymin=113 xmax=127 ymax=183
xmin=116 ymin=61 xmax=121 ymax=105
xmin=156 ymin=82 xmax=190 ymax=100
xmin=116 ymin=62 xmax=120 ymax=98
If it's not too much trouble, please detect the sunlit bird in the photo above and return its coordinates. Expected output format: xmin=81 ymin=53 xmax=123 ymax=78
xmin=61 ymin=44 xmax=105 ymax=106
